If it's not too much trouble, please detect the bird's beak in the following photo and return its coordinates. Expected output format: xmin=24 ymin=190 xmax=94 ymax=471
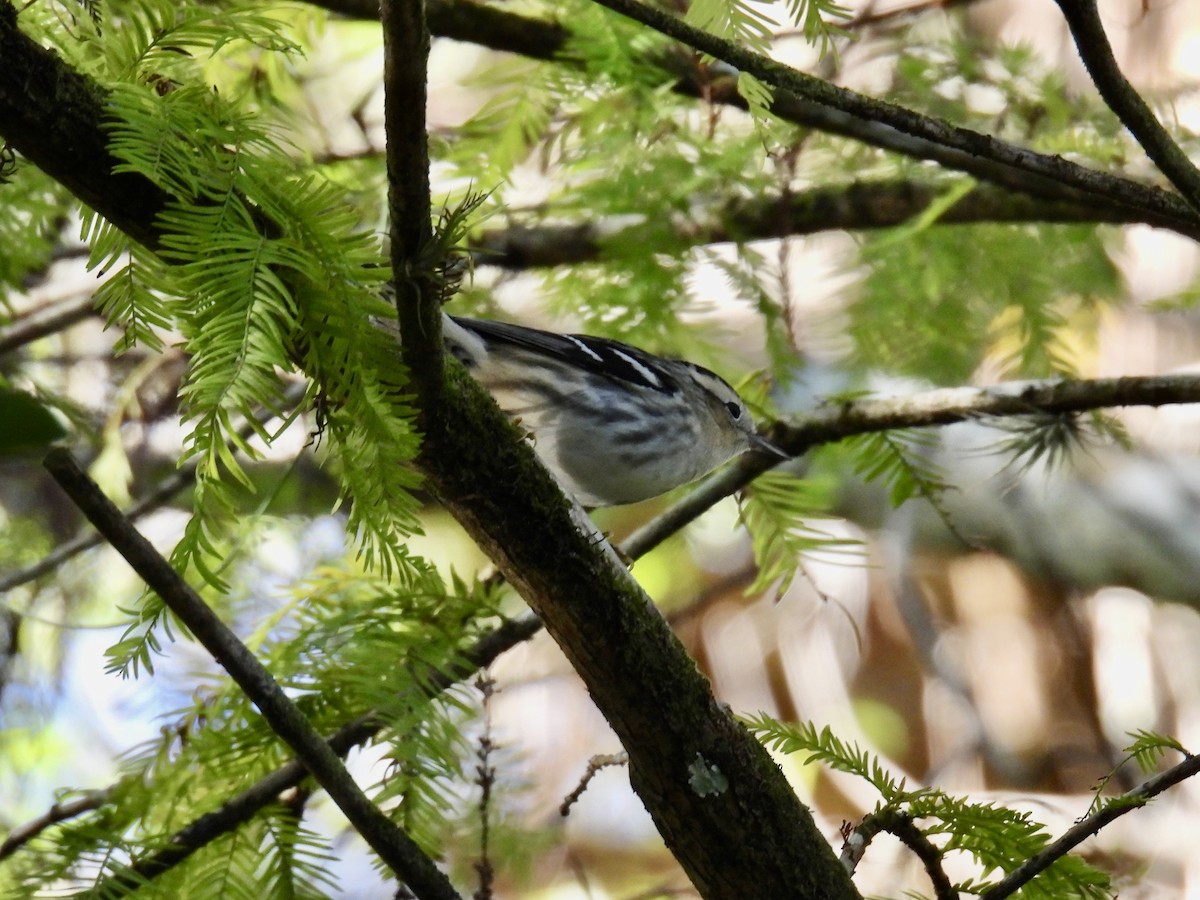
xmin=750 ymin=432 xmax=789 ymax=459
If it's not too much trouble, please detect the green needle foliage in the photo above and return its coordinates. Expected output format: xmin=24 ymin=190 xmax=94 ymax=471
xmin=2 ymin=0 xmax=1198 ymax=895
xmin=745 ymin=714 xmax=1114 ymax=898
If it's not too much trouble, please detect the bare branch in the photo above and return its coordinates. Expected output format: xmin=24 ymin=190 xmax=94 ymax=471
xmin=42 ymin=450 xmax=459 ymax=900
xmin=586 ymin=0 xmax=1200 ymax=235
xmin=624 ymin=373 xmax=1200 ymax=557
xmin=560 ymin=753 xmax=629 ymax=817
xmin=0 ymin=790 xmax=112 ymax=860
xmin=981 ymin=751 xmax=1200 ymax=899
xmin=0 ymin=293 xmax=96 ymax=356
xmin=1054 ymin=0 xmax=1200 ymax=212
xmin=470 ymin=179 xmax=1148 ymax=269
xmin=776 ymin=374 xmax=1200 ymax=447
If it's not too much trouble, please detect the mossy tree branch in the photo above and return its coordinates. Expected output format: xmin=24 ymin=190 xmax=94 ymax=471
xmin=468 ymin=179 xmax=1157 ymax=270
xmin=380 ymin=0 xmax=443 ymax=416
xmin=0 ymin=4 xmax=170 ymax=251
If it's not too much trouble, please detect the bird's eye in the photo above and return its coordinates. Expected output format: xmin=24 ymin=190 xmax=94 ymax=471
xmin=725 ymin=401 xmax=742 ymax=420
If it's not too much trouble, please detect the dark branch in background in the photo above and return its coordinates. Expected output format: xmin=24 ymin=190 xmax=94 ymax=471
xmin=380 ymin=0 xmax=442 ymax=413
xmin=0 ymin=187 xmax=1151 ymax=314
xmin=329 ymin=0 xmax=570 ymax=61
xmin=981 ymin=750 xmax=1200 ymax=899
xmin=42 ymin=451 xmax=460 ymax=900
xmin=1054 ymin=0 xmax=1200 ymax=213
xmin=0 ymin=383 xmax=309 ymax=596
xmin=0 ymin=293 xmax=96 ymax=356
xmin=0 ymin=186 xmax=1143 ymax=338
xmin=470 ymin=179 xmax=1146 ymax=269
xmin=0 ymin=790 xmax=111 ymax=860
xmin=306 ymin=0 xmax=1200 ymax=237
xmin=586 ymin=0 xmax=1200 ymax=234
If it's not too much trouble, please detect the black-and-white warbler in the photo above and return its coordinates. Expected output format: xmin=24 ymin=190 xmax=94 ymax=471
xmin=439 ymin=315 xmax=784 ymax=506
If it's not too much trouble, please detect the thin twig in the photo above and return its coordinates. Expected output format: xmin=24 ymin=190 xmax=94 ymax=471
xmin=981 ymin=751 xmax=1200 ymax=899
xmin=472 ymin=674 xmax=497 ymax=900
xmin=559 ymin=753 xmax=629 ymax=817
xmin=1054 ymin=0 xmax=1200 ymax=212
xmin=0 ymin=468 xmax=192 ymax=596
xmin=42 ymin=450 xmax=459 ymax=900
xmin=840 ymin=809 xmax=956 ymax=900
xmin=0 ymin=790 xmax=112 ymax=859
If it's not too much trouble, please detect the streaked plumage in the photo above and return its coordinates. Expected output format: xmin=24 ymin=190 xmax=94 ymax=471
xmin=440 ymin=315 xmax=780 ymax=506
